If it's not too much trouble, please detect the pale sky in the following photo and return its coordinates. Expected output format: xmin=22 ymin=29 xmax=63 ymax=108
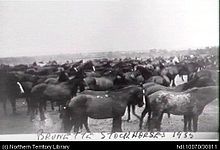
xmin=0 ymin=0 xmax=219 ymax=57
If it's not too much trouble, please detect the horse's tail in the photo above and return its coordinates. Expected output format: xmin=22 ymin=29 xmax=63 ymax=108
xmin=60 ymin=106 xmax=74 ymax=132
xmin=29 ymin=93 xmax=39 ymax=121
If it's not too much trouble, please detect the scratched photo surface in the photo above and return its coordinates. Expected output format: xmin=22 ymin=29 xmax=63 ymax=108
xmin=0 ymin=0 xmax=219 ymax=138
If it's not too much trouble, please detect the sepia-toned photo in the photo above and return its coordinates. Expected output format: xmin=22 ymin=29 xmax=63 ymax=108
xmin=0 ymin=0 xmax=218 ymax=141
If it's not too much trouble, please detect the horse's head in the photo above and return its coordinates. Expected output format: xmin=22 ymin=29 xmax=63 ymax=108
xmin=58 ymin=71 xmax=69 ymax=82
xmin=149 ymin=94 xmax=169 ymax=131
xmin=131 ymin=85 xmax=145 ymax=107
xmin=81 ymin=60 xmax=96 ymax=72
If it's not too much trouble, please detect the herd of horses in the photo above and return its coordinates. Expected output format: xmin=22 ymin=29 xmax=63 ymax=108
xmin=0 ymin=54 xmax=218 ymax=133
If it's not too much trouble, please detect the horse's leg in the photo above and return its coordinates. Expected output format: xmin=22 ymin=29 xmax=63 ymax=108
xmin=83 ymin=117 xmax=90 ymax=133
xmin=73 ymin=119 xmax=80 ymax=133
xmin=167 ymin=112 xmax=170 ymax=118
xmin=26 ymin=96 xmax=30 ymax=115
xmin=192 ymin=115 xmax=198 ymax=132
xmin=30 ymin=105 xmax=35 ymax=122
xmin=58 ymin=105 xmax=61 ymax=112
xmin=112 ymin=117 xmax=122 ymax=132
xmin=35 ymin=105 xmax=38 ymax=115
xmin=157 ymin=113 xmax=164 ymax=131
xmin=116 ymin=117 xmax=122 ymax=132
xmin=132 ymin=104 xmax=140 ymax=120
xmin=183 ymin=115 xmax=188 ymax=132
xmin=172 ymin=78 xmax=176 ymax=87
xmin=73 ymin=121 xmax=78 ymax=133
xmin=187 ymin=74 xmax=190 ymax=82
xmin=188 ymin=116 xmax=192 ymax=132
xmin=149 ymin=112 xmax=157 ymax=131
xmin=51 ymin=101 xmax=54 ymax=111
xmin=112 ymin=118 xmax=116 ymax=132
xmin=127 ymin=104 xmax=131 ymax=122
xmin=9 ymin=98 xmax=16 ymax=115
xmin=147 ymin=110 xmax=152 ymax=131
xmin=149 ymin=111 xmax=162 ymax=131
xmin=181 ymin=75 xmax=184 ymax=81
xmin=39 ymin=102 xmax=46 ymax=121
xmin=139 ymin=105 xmax=148 ymax=130
xmin=43 ymin=101 xmax=47 ymax=111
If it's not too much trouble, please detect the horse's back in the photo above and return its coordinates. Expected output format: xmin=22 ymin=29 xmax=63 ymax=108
xmin=43 ymin=83 xmax=72 ymax=99
xmin=79 ymin=90 xmax=108 ymax=96
xmin=44 ymin=78 xmax=58 ymax=84
xmin=96 ymin=77 xmax=113 ymax=86
xmin=144 ymin=83 xmax=167 ymax=95
xmin=69 ymin=94 xmax=123 ymax=119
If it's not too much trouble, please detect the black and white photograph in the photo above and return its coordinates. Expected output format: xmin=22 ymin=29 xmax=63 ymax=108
xmin=0 ymin=0 xmax=219 ymax=142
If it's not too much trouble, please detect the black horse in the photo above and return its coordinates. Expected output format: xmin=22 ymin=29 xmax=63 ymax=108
xmin=61 ymin=85 xmax=145 ymax=133
xmin=29 ymin=76 xmax=85 ymax=121
xmin=134 ymin=65 xmax=154 ymax=81
xmin=160 ymin=63 xmax=188 ymax=86
xmin=68 ymin=60 xmax=95 ymax=92
xmin=0 ymin=71 xmax=23 ymax=115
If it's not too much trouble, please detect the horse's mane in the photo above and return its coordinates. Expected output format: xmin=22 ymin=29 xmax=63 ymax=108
xmin=185 ymin=86 xmax=217 ymax=94
xmin=180 ymin=76 xmax=200 ymax=91
xmin=181 ymin=73 xmax=215 ymax=91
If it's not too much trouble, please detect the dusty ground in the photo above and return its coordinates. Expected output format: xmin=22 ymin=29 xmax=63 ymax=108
xmin=0 ymin=76 xmax=219 ymax=134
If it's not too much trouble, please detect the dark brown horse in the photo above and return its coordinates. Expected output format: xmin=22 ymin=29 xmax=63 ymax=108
xmin=134 ymin=65 xmax=154 ymax=81
xmin=29 ymin=76 xmax=84 ymax=121
xmin=84 ymin=69 xmax=129 ymax=91
xmin=189 ymin=69 xmax=218 ymax=84
xmin=61 ymin=85 xmax=145 ymax=133
xmin=68 ymin=60 xmax=95 ymax=92
xmin=0 ymin=71 xmax=24 ymax=115
xmin=160 ymin=63 xmax=188 ymax=86
xmin=146 ymin=75 xmax=170 ymax=87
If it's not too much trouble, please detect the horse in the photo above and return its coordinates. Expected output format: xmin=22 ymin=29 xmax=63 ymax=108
xmin=160 ymin=63 xmax=188 ymax=86
xmin=29 ymin=76 xmax=84 ymax=121
xmin=139 ymin=75 xmax=216 ymax=130
xmin=189 ymin=69 xmax=218 ymax=84
xmin=68 ymin=60 xmax=95 ymax=76
xmin=134 ymin=65 xmax=154 ymax=81
xmin=44 ymin=70 xmax=69 ymax=84
xmin=18 ymin=81 xmax=34 ymax=115
xmin=83 ymin=69 xmax=128 ymax=91
xmin=184 ymin=61 xmax=202 ymax=80
xmin=147 ymin=86 xmax=218 ymax=132
xmin=0 ymin=71 xmax=24 ymax=115
xmin=123 ymin=71 xmax=144 ymax=85
xmin=61 ymin=85 xmax=145 ymax=133
xmin=83 ymin=77 xmax=114 ymax=91
xmin=146 ymin=75 xmax=170 ymax=87
xmin=43 ymin=71 xmax=70 ymax=111
xmin=67 ymin=60 xmax=95 ymax=92
xmin=84 ymin=70 xmax=136 ymax=122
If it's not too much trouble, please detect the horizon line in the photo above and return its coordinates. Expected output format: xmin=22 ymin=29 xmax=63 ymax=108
xmin=0 ymin=46 xmax=218 ymax=59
